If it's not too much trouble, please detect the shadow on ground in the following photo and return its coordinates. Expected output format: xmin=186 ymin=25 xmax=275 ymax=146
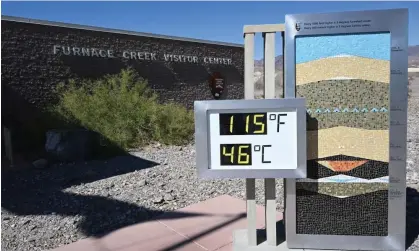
xmin=255 ymin=220 xmax=286 ymax=246
xmin=1 ymin=69 xmax=244 ymax=250
xmin=1 ymin=155 xmax=211 ymax=238
xmin=406 ymin=186 xmax=419 ymax=249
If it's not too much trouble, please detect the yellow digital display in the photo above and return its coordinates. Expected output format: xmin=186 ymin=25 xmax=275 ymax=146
xmin=220 ymin=144 xmax=252 ymax=165
xmin=219 ymin=113 xmax=267 ymax=135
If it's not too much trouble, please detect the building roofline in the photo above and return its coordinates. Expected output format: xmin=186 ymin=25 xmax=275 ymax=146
xmin=1 ymin=15 xmax=244 ymax=48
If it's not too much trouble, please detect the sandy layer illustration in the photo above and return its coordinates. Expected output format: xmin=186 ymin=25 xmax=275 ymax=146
xmin=307 ymin=126 xmax=389 ymax=162
xmin=296 ymin=182 xmax=388 ymax=198
xmin=296 ymin=56 xmax=389 ymax=85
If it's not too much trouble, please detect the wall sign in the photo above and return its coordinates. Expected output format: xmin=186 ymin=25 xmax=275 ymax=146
xmin=194 ymin=98 xmax=306 ymax=179
xmin=208 ymin=72 xmax=225 ymax=99
xmin=53 ymin=45 xmax=233 ymax=65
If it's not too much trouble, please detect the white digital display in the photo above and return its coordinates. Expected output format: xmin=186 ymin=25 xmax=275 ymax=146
xmin=194 ymin=98 xmax=306 ymax=179
xmin=208 ymin=110 xmax=298 ymax=170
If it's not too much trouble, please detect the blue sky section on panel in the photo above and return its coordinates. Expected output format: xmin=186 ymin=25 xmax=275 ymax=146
xmin=296 ymin=33 xmax=390 ymax=64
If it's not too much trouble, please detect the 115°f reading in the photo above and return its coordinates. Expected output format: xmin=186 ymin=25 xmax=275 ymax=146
xmin=219 ymin=113 xmax=286 ymax=135
xmin=218 ymin=112 xmax=288 ymax=166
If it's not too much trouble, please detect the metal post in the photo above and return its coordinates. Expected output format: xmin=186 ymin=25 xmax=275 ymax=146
xmin=244 ymin=32 xmax=257 ymax=246
xmin=281 ymin=31 xmax=287 ymax=230
xmin=263 ymin=32 xmax=277 ymax=246
xmin=241 ymin=24 xmax=285 ymax=249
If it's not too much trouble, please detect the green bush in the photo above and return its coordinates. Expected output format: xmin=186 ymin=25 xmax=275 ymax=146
xmin=51 ymin=68 xmax=194 ymax=149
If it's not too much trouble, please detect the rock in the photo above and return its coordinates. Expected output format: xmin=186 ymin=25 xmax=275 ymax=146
xmin=164 ymin=193 xmax=175 ymax=201
xmin=153 ymin=196 xmax=164 ymax=204
xmin=45 ymin=129 xmax=94 ymax=162
xmin=26 ymin=237 xmax=36 ymax=242
xmin=138 ymin=180 xmax=147 ymax=187
xmin=32 ymin=159 xmax=48 ymax=169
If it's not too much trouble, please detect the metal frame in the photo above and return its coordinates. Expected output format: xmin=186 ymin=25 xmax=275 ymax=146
xmin=284 ymin=8 xmax=408 ymax=250
xmin=194 ymin=98 xmax=306 ymax=179
xmin=241 ymin=24 xmax=288 ymax=248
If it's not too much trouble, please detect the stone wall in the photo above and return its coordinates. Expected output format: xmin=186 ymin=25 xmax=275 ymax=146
xmin=1 ymin=17 xmax=244 ymax=154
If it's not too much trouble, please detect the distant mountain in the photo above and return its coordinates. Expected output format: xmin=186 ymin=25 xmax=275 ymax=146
xmin=408 ymin=45 xmax=419 ymax=67
xmin=254 ymin=56 xmax=283 ymax=70
xmin=408 ymin=45 xmax=419 ymax=57
xmin=254 ymin=45 xmax=419 ymax=69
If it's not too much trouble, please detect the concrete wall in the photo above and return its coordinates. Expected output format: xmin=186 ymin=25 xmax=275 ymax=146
xmin=1 ymin=16 xmax=244 ymax=154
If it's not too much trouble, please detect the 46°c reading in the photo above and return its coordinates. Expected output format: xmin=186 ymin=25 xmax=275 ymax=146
xmin=220 ymin=144 xmax=273 ymax=166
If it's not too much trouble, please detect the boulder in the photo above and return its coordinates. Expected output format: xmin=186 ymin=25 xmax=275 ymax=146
xmin=45 ymin=129 xmax=94 ymax=162
xmin=32 ymin=158 xmax=48 ymax=169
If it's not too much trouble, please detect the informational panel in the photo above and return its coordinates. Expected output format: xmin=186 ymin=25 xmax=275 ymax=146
xmin=194 ymin=98 xmax=307 ymax=179
xmin=284 ymin=9 xmax=408 ymax=250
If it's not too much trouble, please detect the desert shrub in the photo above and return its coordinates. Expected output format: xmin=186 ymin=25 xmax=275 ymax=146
xmin=51 ymin=68 xmax=194 ymax=149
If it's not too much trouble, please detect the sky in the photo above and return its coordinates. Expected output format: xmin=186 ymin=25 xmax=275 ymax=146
xmin=1 ymin=1 xmax=418 ymax=59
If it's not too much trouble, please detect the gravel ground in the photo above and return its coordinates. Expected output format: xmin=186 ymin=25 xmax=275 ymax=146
xmin=2 ymin=97 xmax=419 ymax=251
xmin=1 ymin=144 xmax=284 ymax=251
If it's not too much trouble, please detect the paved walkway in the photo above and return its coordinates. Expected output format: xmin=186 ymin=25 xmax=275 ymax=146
xmin=50 ymin=195 xmax=283 ymax=251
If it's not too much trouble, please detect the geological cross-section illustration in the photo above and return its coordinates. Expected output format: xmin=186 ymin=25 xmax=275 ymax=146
xmin=295 ymin=33 xmax=390 ymax=236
